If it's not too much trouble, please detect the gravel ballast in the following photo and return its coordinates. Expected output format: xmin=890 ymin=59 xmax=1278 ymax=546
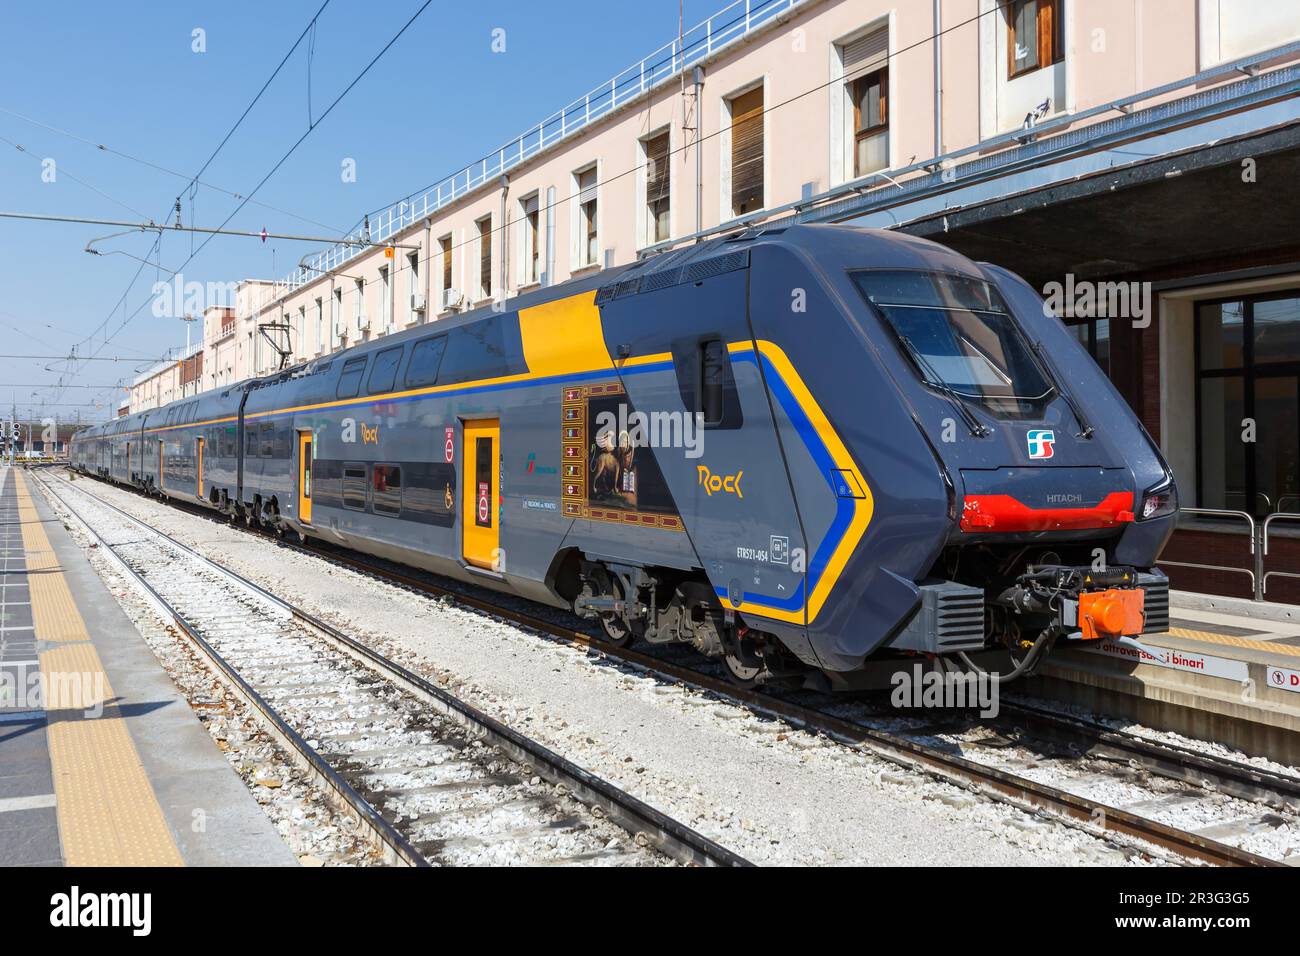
xmin=47 ymin=472 xmax=1146 ymax=866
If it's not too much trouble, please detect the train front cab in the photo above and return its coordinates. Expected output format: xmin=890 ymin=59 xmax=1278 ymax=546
xmin=734 ymin=226 xmax=1176 ymax=683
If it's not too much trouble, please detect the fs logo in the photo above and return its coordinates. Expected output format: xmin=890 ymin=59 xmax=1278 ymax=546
xmin=525 ymin=452 xmax=556 ymax=475
xmin=1026 ymin=429 xmax=1056 ymax=460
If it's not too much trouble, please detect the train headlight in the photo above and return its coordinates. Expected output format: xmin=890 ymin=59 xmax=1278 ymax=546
xmin=1138 ymin=476 xmax=1177 ymax=521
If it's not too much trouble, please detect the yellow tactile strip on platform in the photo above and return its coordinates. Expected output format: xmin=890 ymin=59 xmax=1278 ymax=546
xmin=1167 ymin=626 xmax=1300 ymax=658
xmin=15 ymin=472 xmax=183 ymax=867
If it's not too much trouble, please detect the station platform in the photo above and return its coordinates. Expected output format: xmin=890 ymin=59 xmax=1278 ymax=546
xmin=1030 ymin=588 xmax=1300 ymax=766
xmin=0 ymin=466 xmax=295 ymax=867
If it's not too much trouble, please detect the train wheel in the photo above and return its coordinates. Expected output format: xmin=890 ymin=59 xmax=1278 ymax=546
xmin=722 ymin=649 xmax=765 ymax=688
xmin=598 ymin=609 xmax=635 ymax=647
xmin=585 ymin=570 xmax=636 ymax=648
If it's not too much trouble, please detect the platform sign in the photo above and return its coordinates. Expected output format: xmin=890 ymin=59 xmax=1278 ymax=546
xmin=444 ymin=426 xmax=455 ymax=463
xmin=1081 ymin=639 xmax=1250 ymax=682
xmin=1267 ymin=666 xmax=1300 ymax=694
xmin=477 ymin=482 xmax=490 ymax=525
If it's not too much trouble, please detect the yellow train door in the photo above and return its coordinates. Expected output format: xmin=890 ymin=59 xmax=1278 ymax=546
xmin=195 ymin=437 xmax=204 ymax=499
xmin=462 ymin=419 xmax=500 ymax=570
xmin=297 ymin=431 xmax=313 ymax=525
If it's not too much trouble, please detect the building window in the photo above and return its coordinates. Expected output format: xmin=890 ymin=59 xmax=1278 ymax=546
xmin=380 ymin=265 xmax=391 ymax=331
xmin=1008 ymin=0 xmax=1064 ymax=79
xmin=1196 ymin=293 xmax=1300 ymax=518
xmin=1066 ymin=318 xmax=1110 ymax=379
xmin=407 ymin=252 xmax=420 ymax=323
xmin=839 ymin=28 xmax=889 ymax=179
xmin=332 ymin=288 xmax=342 ymax=345
xmin=354 ymin=277 xmax=365 ymax=332
xmin=520 ymin=192 xmax=540 ymax=285
xmin=314 ymin=298 xmax=323 ymax=354
xmin=477 ymin=217 xmax=493 ymax=301
xmin=729 ymin=86 xmax=764 ymax=217
xmin=851 ymin=69 xmax=888 ymax=177
xmin=575 ymin=166 xmax=599 ymax=268
xmin=439 ymin=234 xmax=454 ymax=307
xmin=642 ymin=131 xmax=671 ymax=246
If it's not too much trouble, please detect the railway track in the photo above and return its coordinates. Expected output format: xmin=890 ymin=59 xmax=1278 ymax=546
xmin=37 ymin=470 xmax=749 ymax=868
xmin=46 ymin=467 xmax=1298 ymax=866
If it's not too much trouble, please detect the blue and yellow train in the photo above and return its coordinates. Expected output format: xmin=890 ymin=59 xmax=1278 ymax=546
xmin=71 ymin=225 xmax=1173 ymax=688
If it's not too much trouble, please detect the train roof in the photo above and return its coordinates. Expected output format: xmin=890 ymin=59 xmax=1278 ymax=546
xmin=79 ymin=224 xmax=982 ymax=430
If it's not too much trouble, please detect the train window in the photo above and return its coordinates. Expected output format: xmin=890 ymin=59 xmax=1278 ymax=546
xmin=439 ymin=322 xmax=516 ymax=384
xmin=854 ymin=270 xmax=1053 ymax=412
xmin=372 ymin=464 xmax=402 ymax=516
xmin=245 ymin=427 xmax=258 ymax=458
xmin=701 ymin=340 xmax=726 ymax=425
xmin=405 ymin=335 xmax=448 ymax=388
xmin=674 ymin=336 xmax=740 ymax=429
xmin=342 ymin=462 xmax=368 ymax=510
xmin=367 ymin=346 xmax=403 ymax=394
xmin=337 ymin=357 xmax=367 ymax=399
xmin=259 ymin=423 xmax=275 ymax=458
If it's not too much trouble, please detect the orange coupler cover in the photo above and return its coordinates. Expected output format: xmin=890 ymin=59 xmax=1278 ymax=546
xmin=1078 ymin=588 xmax=1145 ymax=639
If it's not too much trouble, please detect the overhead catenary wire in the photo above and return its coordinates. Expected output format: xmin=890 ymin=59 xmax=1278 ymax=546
xmin=286 ymin=0 xmax=1019 ymax=307
xmin=38 ymin=0 xmax=1011 ymax=418
xmin=78 ymin=0 xmax=436 ymax=363
xmin=61 ymin=0 xmax=338 ymax=371
xmin=0 ymin=106 xmax=347 ymax=234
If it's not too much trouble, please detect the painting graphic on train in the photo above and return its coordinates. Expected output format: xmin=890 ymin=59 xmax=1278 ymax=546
xmin=562 ymin=383 xmax=683 ymax=531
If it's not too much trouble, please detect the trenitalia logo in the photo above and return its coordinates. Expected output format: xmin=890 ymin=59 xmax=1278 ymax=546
xmin=1026 ymin=429 xmax=1055 ymax=460
xmin=525 ymin=452 xmax=557 ymax=475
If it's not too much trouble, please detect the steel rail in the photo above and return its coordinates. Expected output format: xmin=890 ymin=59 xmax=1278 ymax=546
xmin=52 ymin=467 xmax=1285 ymax=867
xmin=37 ymin=470 xmax=750 ymax=868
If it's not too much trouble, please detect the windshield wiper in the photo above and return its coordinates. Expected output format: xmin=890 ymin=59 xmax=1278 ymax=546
xmin=900 ymin=336 xmax=992 ymax=438
xmin=1029 ymin=340 xmax=1095 ymax=439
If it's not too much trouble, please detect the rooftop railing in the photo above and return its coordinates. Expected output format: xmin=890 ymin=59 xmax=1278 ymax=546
xmin=280 ymin=0 xmax=807 ymax=292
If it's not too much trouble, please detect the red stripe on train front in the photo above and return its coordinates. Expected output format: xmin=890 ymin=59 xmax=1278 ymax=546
xmin=960 ymin=491 xmax=1135 ymax=532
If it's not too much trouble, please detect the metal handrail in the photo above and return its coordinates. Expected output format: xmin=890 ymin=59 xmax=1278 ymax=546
xmin=1174 ymin=507 xmax=1256 ymax=552
xmin=1262 ymin=511 xmax=1300 ymax=555
xmin=1161 ymin=507 xmax=1260 ymax=599
xmin=279 ymin=0 xmax=806 ymax=293
xmin=1261 ymin=512 xmax=1300 ymax=597
xmin=276 ymin=17 xmax=1300 ymax=296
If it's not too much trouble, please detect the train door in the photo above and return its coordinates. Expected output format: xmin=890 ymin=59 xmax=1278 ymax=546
xmin=461 ymin=419 xmax=499 ymax=570
xmin=195 ymin=437 xmax=204 ymax=499
xmin=296 ymin=430 xmax=312 ymax=525
xmin=158 ymin=441 xmax=164 ymax=491
xmin=125 ymin=442 xmax=131 ymax=482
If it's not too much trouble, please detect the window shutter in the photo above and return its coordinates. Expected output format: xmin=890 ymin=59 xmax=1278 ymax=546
xmin=578 ymin=168 xmax=598 ymax=205
xmin=523 ymin=193 xmax=539 ymax=215
xmin=730 ymin=87 xmax=764 ymax=214
xmin=645 ymin=133 xmax=671 ymax=204
xmin=841 ymin=27 xmax=887 ymax=75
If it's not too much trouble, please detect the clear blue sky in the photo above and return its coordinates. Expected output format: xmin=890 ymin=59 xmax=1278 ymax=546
xmin=0 ymin=0 xmax=709 ymax=421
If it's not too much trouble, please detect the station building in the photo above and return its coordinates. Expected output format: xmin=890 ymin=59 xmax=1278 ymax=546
xmin=125 ymin=0 xmax=1300 ymax=603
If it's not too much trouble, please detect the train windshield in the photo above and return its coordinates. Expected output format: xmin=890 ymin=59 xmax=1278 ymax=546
xmin=854 ymin=270 xmax=1053 ymax=412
